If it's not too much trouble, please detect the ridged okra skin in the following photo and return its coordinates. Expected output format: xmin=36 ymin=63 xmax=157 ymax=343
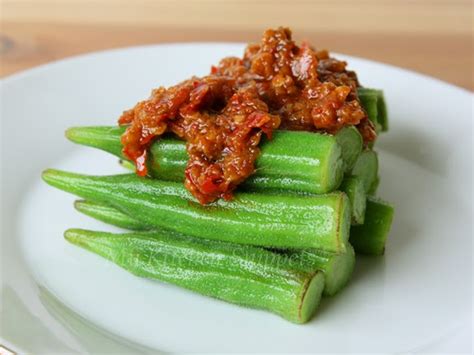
xmin=74 ymin=199 xmax=355 ymax=296
xmin=115 ymin=157 xmax=367 ymax=226
xmin=43 ymin=170 xmax=351 ymax=252
xmin=350 ymin=197 xmax=394 ymax=255
xmin=65 ymin=228 xmax=325 ymax=324
xmin=66 ymin=126 xmax=345 ymax=194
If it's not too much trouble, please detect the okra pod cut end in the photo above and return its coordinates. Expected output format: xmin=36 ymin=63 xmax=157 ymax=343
xmin=335 ymin=126 xmax=363 ymax=172
xmin=351 ymin=150 xmax=379 ymax=194
xmin=65 ymin=126 xmax=125 ymax=158
xmin=332 ymin=192 xmax=352 ymax=253
xmin=322 ymin=138 xmax=345 ymax=193
xmin=350 ymin=197 xmax=394 ymax=255
xmin=248 ymin=130 xmax=344 ymax=194
xmin=297 ymin=271 xmax=325 ymax=324
xmin=299 ymin=245 xmax=355 ymax=297
xmin=323 ymin=244 xmax=355 ymax=296
xmin=287 ymin=244 xmax=355 ymax=297
xmin=340 ymin=176 xmax=367 ymax=225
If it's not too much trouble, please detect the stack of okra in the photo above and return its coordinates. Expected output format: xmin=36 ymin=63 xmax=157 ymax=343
xmin=42 ymin=87 xmax=394 ymax=324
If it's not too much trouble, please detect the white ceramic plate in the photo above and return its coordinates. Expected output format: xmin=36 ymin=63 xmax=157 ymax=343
xmin=1 ymin=44 xmax=472 ymax=354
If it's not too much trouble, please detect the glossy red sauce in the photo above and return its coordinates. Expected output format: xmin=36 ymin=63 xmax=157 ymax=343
xmin=119 ymin=27 xmax=376 ymax=204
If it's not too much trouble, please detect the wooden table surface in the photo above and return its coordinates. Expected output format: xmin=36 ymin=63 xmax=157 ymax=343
xmin=1 ymin=0 xmax=472 ymax=90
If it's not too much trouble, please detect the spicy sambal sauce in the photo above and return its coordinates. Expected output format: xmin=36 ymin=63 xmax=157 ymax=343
xmin=118 ymin=27 xmax=376 ymax=204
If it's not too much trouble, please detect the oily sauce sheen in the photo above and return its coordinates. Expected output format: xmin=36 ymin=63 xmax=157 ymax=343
xmin=119 ymin=27 xmax=376 ymax=204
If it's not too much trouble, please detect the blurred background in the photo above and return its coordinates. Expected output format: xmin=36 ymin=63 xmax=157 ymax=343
xmin=1 ymin=0 xmax=472 ymax=90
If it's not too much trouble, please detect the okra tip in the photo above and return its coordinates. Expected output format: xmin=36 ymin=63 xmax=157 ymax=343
xmin=64 ymin=228 xmax=89 ymax=245
xmin=41 ymin=168 xmax=57 ymax=183
xmin=42 ymin=169 xmax=84 ymax=193
xmin=65 ymin=126 xmax=79 ymax=142
xmin=66 ymin=125 xmax=125 ymax=141
xmin=65 ymin=126 xmax=96 ymax=145
xmin=74 ymin=199 xmax=106 ymax=213
xmin=64 ymin=126 xmax=111 ymax=144
xmin=74 ymin=199 xmax=98 ymax=216
xmin=64 ymin=228 xmax=110 ymax=251
xmin=41 ymin=168 xmax=65 ymax=185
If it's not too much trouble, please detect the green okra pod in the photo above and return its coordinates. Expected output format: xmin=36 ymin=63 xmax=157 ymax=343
xmin=116 ymin=159 xmax=367 ymax=225
xmin=65 ymin=228 xmax=325 ymax=323
xmin=66 ymin=126 xmax=347 ymax=194
xmin=43 ymin=170 xmax=351 ymax=252
xmin=74 ymin=199 xmax=355 ymax=296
